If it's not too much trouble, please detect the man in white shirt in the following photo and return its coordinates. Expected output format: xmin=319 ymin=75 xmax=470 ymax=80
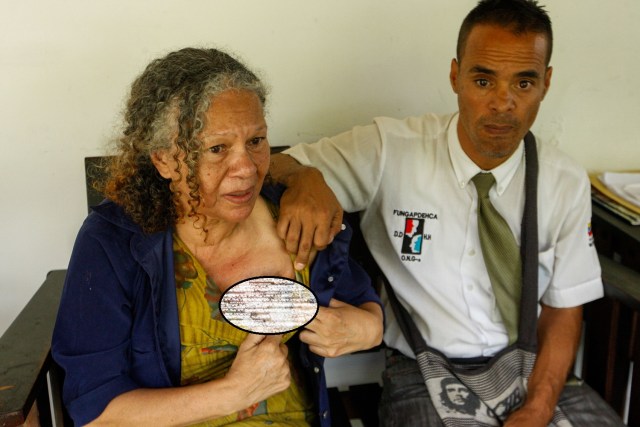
xmin=270 ymin=0 xmax=623 ymax=425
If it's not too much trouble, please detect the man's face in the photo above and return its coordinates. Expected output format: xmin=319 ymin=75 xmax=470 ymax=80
xmin=446 ymin=383 xmax=470 ymax=406
xmin=450 ymin=24 xmax=552 ymax=170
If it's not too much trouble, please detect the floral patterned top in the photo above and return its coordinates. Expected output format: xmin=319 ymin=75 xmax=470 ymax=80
xmin=174 ymin=233 xmax=314 ymax=426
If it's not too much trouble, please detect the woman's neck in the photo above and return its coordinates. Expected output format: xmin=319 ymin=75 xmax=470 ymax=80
xmin=173 ymin=198 xmax=295 ymax=290
xmin=174 ymin=197 xmax=269 ymax=251
xmin=176 ymin=217 xmax=242 ymax=249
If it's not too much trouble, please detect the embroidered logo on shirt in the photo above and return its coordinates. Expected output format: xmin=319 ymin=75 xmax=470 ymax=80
xmin=587 ymin=221 xmax=594 ymax=247
xmin=402 ymin=218 xmax=424 ymax=254
xmin=392 ymin=209 xmax=437 ymax=262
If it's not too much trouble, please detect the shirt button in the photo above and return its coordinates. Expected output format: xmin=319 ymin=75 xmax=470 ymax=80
xmin=322 ymin=410 xmax=329 ymax=419
xmin=313 ymin=366 xmax=320 ymax=374
xmin=467 ymin=285 xmax=474 ymax=291
xmin=327 ymin=276 xmax=334 ymax=283
xmin=468 ymin=249 xmax=476 ymax=257
xmin=341 ymin=223 xmax=346 ymax=231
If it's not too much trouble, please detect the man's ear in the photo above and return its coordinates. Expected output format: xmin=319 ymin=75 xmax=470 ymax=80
xmin=450 ymin=58 xmax=460 ymax=94
xmin=542 ymin=66 xmax=553 ymax=99
xmin=150 ymin=150 xmax=173 ymax=179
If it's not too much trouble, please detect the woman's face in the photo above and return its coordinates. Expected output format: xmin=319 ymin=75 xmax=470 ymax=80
xmin=197 ymin=89 xmax=270 ymax=223
xmin=158 ymin=89 xmax=270 ymax=224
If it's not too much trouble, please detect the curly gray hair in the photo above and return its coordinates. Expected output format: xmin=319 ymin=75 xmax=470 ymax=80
xmin=99 ymin=47 xmax=268 ymax=233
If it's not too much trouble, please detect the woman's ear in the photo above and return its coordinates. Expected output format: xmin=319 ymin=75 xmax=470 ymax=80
xmin=150 ymin=150 xmax=174 ymax=179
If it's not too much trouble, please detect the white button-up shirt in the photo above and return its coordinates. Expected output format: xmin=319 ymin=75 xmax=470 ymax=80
xmin=286 ymin=112 xmax=603 ymax=358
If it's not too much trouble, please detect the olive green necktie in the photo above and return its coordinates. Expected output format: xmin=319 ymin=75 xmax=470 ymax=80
xmin=473 ymin=173 xmax=521 ymax=345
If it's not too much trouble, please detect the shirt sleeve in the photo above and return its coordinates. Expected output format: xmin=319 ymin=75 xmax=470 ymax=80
xmin=310 ymin=219 xmax=382 ymax=310
xmin=284 ymin=123 xmax=385 ymax=213
xmin=540 ymin=169 xmax=604 ymax=307
xmin=52 ymin=220 xmax=140 ymax=425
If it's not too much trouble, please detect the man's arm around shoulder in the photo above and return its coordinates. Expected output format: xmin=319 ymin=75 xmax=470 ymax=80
xmin=269 ymin=152 xmax=343 ymax=269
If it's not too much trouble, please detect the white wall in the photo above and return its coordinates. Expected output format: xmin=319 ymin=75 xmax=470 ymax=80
xmin=1 ymin=0 xmax=638 ymax=335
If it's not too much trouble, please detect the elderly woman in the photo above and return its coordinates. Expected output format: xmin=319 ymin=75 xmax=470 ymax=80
xmin=52 ymin=47 xmax=383 ymax=426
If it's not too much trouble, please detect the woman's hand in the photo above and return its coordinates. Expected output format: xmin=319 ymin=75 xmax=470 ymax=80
xmin=88 ymin=334 xmax=291 ymax=426
xmin=225 ymin=334 xmax=291 ymax=407
xmin=299 ymin=299 xmax=383 ymax=357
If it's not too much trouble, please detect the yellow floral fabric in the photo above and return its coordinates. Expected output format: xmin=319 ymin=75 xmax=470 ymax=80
xmin=174 ymin=233 xmax=314 ymax=426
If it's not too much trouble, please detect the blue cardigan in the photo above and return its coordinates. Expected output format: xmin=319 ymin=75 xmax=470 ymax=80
xmin=52 ymin=184 xmax=380 ymax=426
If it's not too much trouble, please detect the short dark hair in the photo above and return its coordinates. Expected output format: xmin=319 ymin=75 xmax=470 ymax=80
xmin=457 ymin=0 xmax=553 ymax=65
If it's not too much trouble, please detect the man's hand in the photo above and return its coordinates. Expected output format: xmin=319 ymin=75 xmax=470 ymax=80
xmin=503 ymin=404 xmax=553 ymax=427
xmin=504 ymin=304 xmax=582 ymax=425
xmin=270 ymin=153 xmax=344 ymax=270
xmin=299 ymin=299 xmax=383 ymax=357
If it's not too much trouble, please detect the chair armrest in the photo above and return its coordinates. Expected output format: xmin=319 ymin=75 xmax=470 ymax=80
xmin=0 ymin=270 xmax=66 ymax=426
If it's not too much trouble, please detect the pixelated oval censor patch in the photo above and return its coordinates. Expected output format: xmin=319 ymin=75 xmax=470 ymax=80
xmin=220 ymin=276 xmax=319 ymax=334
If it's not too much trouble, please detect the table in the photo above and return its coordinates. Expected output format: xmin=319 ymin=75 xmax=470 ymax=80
xmin=583 ymin=204 xmax=640 ymax=424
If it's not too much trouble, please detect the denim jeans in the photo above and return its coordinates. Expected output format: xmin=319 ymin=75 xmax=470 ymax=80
xmin=378 ymin=350 xmax=625 ymax=427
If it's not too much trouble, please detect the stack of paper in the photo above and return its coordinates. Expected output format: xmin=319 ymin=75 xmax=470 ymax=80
xmin=600 ymin=172 xmax=640 ymax=208
xmin=590 ymin=171 xmax=640 ymax=226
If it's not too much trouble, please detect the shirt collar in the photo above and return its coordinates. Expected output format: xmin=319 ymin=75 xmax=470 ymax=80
xmin=447 ymin=113 xmax=524 ymax=196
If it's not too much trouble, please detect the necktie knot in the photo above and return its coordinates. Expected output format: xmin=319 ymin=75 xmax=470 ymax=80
xmin=472 ymin=173 xmax=495 ymax=198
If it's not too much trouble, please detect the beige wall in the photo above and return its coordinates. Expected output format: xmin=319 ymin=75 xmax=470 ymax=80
xmin=1 ymin=0 xmax=638 ymax=334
